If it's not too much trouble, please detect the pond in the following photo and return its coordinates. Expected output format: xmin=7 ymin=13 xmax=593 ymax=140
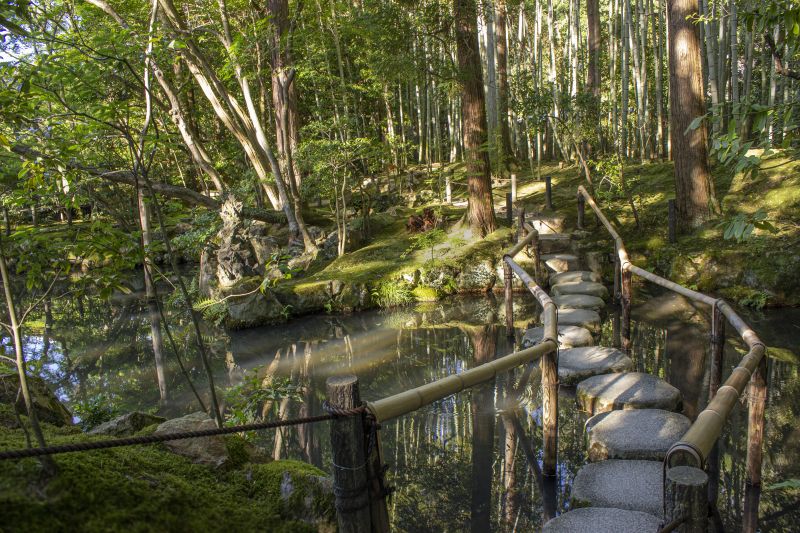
xmin=16 ymin=289 xmax=800 ymax=532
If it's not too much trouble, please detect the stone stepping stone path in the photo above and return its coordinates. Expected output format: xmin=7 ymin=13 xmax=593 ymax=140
xmin=520 ymin=218 xmax=685 ymax=530
xmin=570 ymin=460 xmax=664 ymax=517
xmin=585 ymin=409 xmax=691 ymax=461
xmin=576 ymin=372 xmax=682 ymax=415
xmin=558 ymin=347 xmax=633 ymax=386
xmin=542 ymin=508 xmax=661 ymax=532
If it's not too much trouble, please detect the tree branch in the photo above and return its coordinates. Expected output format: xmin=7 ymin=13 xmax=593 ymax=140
xmin=765 ymin=32 xmax=800 ymax=80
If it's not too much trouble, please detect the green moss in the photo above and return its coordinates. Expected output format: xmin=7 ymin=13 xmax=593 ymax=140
xmin=412 ymin=285 xmax=439 ymax=302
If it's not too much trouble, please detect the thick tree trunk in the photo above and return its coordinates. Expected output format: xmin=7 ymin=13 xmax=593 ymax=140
xmin=668 ymin=0 xmax=719 ymax=228
xmin=454 ymin=0 xmax=497 ymax=237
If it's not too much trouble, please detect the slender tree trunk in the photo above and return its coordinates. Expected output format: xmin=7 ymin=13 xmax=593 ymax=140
xmin=495 ymin=0 xmax=513 ymax=165
xmin=454 ymin=0 xmax=497 ymax=237
xmin=668 ymin=0 xmax=719 ymax=228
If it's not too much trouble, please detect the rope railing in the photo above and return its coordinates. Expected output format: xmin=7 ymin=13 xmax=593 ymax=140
xmin=576 ymin=185 xmax=768 ymax=531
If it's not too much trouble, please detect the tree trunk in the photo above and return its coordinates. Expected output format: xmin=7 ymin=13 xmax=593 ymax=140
xmin=454 ymin=0 xmax=497 ymax=237
xmin=668 ymin=0 xmax=719 ymax=228
xmin=495 ymin=0 xmax=513 ymax=164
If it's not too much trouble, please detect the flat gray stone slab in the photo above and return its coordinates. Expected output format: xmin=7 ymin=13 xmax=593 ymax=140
xmin=571 ymin=460 xmax=664 ymax=517
xmin=550 ymin=270 xmax=601 ymax=285
xmin=527 ymin=215 xmax=566 ymax=235
xmin=556 ymin=308 xmax=602 ymax=333
xmin=522 ymin=325 xmax=594 ymax=349
xmin=552 ymin=281 xmax=609 ymax=299
xmin=542 ymin=254 xmax=579 ymax=273
xmin=576 ymin=372 xmax=682 ymax=414
xmin=539 ymin=233 xmax=572 ymax=254
xmin=585 ymin=409 xmax=691 ymax=461
xmin=559 ymin=347 xmax=633 ymax=386
xmin=542 ymin=508 xmax=661 ymax=533
xmin=554 ymin=293 xmax=606 ymax=311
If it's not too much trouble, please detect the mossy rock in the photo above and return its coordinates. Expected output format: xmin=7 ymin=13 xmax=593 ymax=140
xmin=412 ymin=285 xmax=439 ymax=302
xmin=0 ymin=371 xmax=72 ymax=427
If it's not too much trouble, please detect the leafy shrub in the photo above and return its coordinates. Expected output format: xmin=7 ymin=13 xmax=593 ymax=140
xmin=371 ymin=281 xmax=414 ymax=308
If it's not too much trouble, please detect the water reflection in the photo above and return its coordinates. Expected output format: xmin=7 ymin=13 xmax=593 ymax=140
xmin=12 ymin=290 xmax=800 ymax=531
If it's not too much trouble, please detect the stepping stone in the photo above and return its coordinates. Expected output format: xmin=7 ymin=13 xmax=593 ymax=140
xmin=527 ymin=215 xmax=565 ymax=235
xmin=542 ymin=508 xmax=661 ymax=533
xmin=542 ymin=254 xmax=579 ymax=273
xmin=558 ymin=347 xmax=633 ymax=386
xmin=553 ymin=294 xmax=605 ymax=311
xmin=576 ymin=372 xmax=682 ymax=414
xmin=539 ymin=233 xmax=572 ymax=254
xmin=571 ymin=460 xmax=664 ymax=517
xmin=585 ymin=409 xmax=691 ymax=462
xmin=556 ymin=308 xmax=602 ymax=333
xmin=552 ymin=281 xmax=609 ymax=299
xmin=549 ymin=270 xmax=601 ymax=285
xmin=522 ymin=325 xmax=593 ymax=349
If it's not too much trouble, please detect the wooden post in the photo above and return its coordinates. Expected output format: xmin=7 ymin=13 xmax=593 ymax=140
xmin=531 ymin=231 xmax=541 ymax=283
xmin=541 ymin=346 xmax=558 ymax=477
xmin=445 ymin=171 xmax=452 ymax=204
xmin=365 ymin=431 xmax=391 ymax=533
xmin=510 ymin=173 xmax=517 ymax=201
xmin=668 ymin=199 xmax=677 ymax=243
xmin=504 ymin=260 xmax=514 ymax=338
xmin=743 ymin=354 xmax=767 ymax=533
xmin=620 ymin=268 xmax=632 ymax=353
xmin=545 ymin=176 xmax=553 ymax=210
xmin=577 ymin=193 xmax=585 ymax=229
xmin=707 ymin=303 xmax=725 ymax=508
xmin=613 ymin=256 xmax=621 ymax=304
xmin=516 ymin=208 xmax=526 ymax=244
xmin=664 ymin=466 xmax=709 ymax=533
xmin=506 ymin=192 xmax=513 ymax=227
xmin=327 ymin=376 xmax=371 ymax=533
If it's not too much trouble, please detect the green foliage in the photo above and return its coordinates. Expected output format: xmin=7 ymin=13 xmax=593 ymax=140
xmin=402 ymin=228 xmax=446 ymax=262
xmin=767 ymin=479 xmax=800 ymax=491
xmin=224 ymin=373 xmax=304 ymax=426
xmin=371 ymin=280 xmax=414 ymax=308
xmin=718 ymin=208 xmax=778 ymax=242
xmin=71 ymin=393 xmax=121 ymax=431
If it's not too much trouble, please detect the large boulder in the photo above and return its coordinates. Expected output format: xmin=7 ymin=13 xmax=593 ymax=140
xmin=89 ymin=412 xmax=166 ymax=437
xmin=225 ymin=287 xmax=287 ymax=329
xmin=154 ymin=412 xmax=229 ymax=467
xmin=456 ymin=259 xmax=497 ymax=292
xmin=0 ymin=371 xmax=72 ymax=426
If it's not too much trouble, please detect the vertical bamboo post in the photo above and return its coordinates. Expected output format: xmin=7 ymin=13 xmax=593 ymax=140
xmin=446 ymin=171 xmax=452 ymax=204
xmin=506 ymin=192 xmax=513 ymax=227
xmin=504 ymin=260 xmax=514 ymax=338
xmin=620 ymin=268 xmax=632 ymax=353
xmin=545 ymin=176 xmax=553 ymax=210
xmin=541 ymin=343 xmax=558 ymax=477
xmin=511 ymin=173 xmax=517 ymax=201
xmin=707 ymin=303 xmax=725 ymax=508
xmin=577 ymin=192 xmax=585 ymax=229
xmin=664 ymin=466 xmax=709 ymax=533
xmin=531 ymin=231 xmax=541 ymax=283
xmin=327 ymin=376 xmax=371 ymax=533
xmin=743 ymin=354 xmax=767 ymax=533
xmin=516 ymin=208 xmax=526 ymax=244
xmin=668 ymin=199 xmax=677 ymax=243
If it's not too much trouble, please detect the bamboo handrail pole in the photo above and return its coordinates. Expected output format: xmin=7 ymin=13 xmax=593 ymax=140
xmin=506 ymin=225 xmax=540 ymax=258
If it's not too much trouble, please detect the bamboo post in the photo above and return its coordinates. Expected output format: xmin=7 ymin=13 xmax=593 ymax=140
xmin=504 ymin=260 xmax=514 ymax=338
xmin=446 ymin=171 xmax=452 ymax=204
xmin=707 ymin=303 xmax=725 ymax=508
xmin=668 ymin=199 xmax=677 ymax=243
xmin=516 ymin=208 xmax=526 ymax=244
xmin=577 ymin=192 xmax=585 ymax=229
xmin=541 ymin=345 xmax=558 ymax=477
xmin=743 ymin=354 xmax=767 ymax=533
xmin=545 ymin=176 xmax=553 ymax=210
xmin=531 ymin=231 xmax=541 ymax=282
xmin=506 ymin=192 xmax=513 ymax=227
xmin=620 ymin=268 xmax=632 ymax=353
xmin=511 ymin=173 xmax=517 ymax=201
xmin=327 ymin=376 xmax=371 ymax=533
xmin=664 ymin=466 xmax=709 ymax=533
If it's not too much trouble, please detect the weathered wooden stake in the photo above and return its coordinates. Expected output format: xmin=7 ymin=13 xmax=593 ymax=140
xmin=577 ymin=193 xmax=585 ymax=229
xmin=516 ymin=209 xmax=526 ymax=244
xmin=620 ymin=268 xmax=632 ymax=353
xmin=743 ymin=355 xmax=767 ymax=533
xmin=365 ymin=430 xmax=391 ymax=533
xmin=506 ymin=192 xmax=513 ymax=226
xmin=327 ymin=376 xmax=371 ymax=533
xmin=445 ymin=171 xmax=452 ymax=204
xmin=664 ymin=466 xmax=709 ymax=533
xmin=668 ymin=199 xmax=677 ymax=243
xmin=510 ymin=173 xmax=517 ymax=201
xmin=531 ymin=231 xmax=541 ymax=282
xmin=613 ymin=256 xmax=621 ymax=304
xmin=541 ymin=347 xmax=558 ymax=477
xmin=545 ymin=176 xmax=553 ymax=210
xmin=707 ymin=303 xmax=725 ymax=508
xmin=504 ymin=261 xmax=514 ymax=337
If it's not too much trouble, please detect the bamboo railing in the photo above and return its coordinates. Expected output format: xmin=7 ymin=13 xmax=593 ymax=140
xmin=576 ymin=185 xmax=768 ymax=532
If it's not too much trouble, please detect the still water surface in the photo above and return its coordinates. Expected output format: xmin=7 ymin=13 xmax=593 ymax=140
xmin=21 ymin=291 xmax=800 ymax=531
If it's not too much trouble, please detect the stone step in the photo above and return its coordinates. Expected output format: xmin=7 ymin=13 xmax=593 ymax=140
xmin=553 ymin=293 xmax=606 ymax=311
xmin=551 ymin=281 xmax=610 ymax=300
xmin=526 ymin=214 xmax=566 ymax=235
xmin=542 ymin=508 xmax=661 ymax=533
xmin=549 ymin=270 xmax=601 ymax=285
xmin=571 ymin=460 xmax=664 ymax=517
xmin=542 ymin=254 xmax=580 ymax=273
xmin=558 ymin=347 xmax=633 ymax=386
xmin=522 ymin=325 xmax=594 ymax=350
xmin=555 ymin=308 xmax=602 ymax=333
xmin=585 ymin=409 xmax=691 ymax=462
xmin=539 ymin=233 xmax=572 ymax=254
xmin=576 ymin=372 xmax=682 ymax=415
